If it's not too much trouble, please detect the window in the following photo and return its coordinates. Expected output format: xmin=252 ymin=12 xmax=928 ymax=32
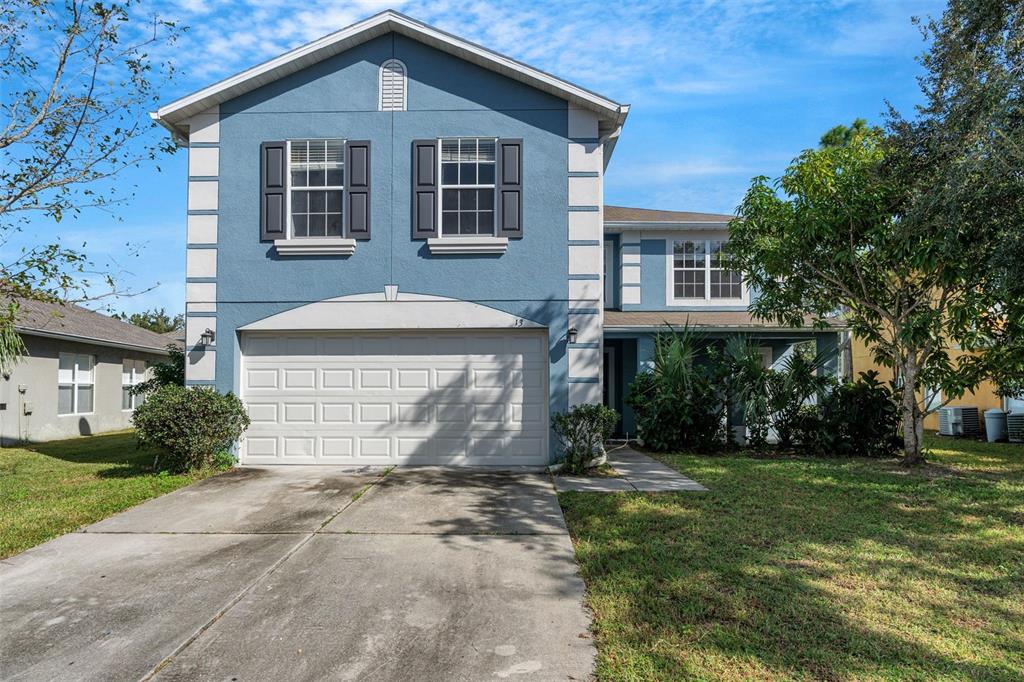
xmin=925 ymin=385 xmax=942 ymax=412
xmin=288 ymin=139 xmax=344 ymax=238
xmin=670 ymin=238 xmax=745 ymax=303
xmin=122 ymin=359 xmax=147 ymax=410
xmin=379 ymin=59 xmax=407 ymax=111
xmin=58 ymin=353 xmax=94 ymax=415
xmin=440 ymin=138 xmax=496 ymax=236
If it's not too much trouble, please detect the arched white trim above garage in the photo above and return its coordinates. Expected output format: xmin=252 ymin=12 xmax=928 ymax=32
xmin=238 ymin=292 xmax=545 ymax=332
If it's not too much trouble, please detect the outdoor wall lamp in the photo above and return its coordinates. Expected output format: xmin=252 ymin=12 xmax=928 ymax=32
xmin=199 ymin=328 xmax=216 ymax=346
xmin=567 ymin=327 xmax=579 ymax=345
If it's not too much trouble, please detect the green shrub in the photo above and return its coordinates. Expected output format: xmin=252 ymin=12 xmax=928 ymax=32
xmin=626 ymin=328 xmax=725 ymax=452
xmin=551 ymin=403 xmax=619 ymax=474
xmin=818 ymin=371 xmax=902 ymax=457
xmin=132 ymin=385 xmax=250 ymax=471
xmin=212 ymin=450 xmax=236 ymax=470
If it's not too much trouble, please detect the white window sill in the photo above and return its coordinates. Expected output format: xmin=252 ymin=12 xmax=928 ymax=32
xmin=274 ymin=238 xmax=356 ymax=256
xmin=427 ymin=237 xmax=508 ymax=255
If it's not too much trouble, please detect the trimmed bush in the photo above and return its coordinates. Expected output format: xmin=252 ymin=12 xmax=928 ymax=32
xmin=551 ymin=403 xmax=619 ymax=474
xmin=132 ymin=385 xmax=250 ymax=471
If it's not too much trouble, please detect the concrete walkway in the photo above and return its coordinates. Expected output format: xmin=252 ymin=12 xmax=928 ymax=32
xmin=1 ymin=467 xmax=594 ymax=681
xmin=554 ymin=445 xmax=709 ymax=492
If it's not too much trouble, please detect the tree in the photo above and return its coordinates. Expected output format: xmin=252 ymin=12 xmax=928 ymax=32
xmin=729 ymin=0 xmax=1024 ymax=467
xmin=132 ymin=344 xmax=185 ymax=396
xmin=0 ymin=1 xmax=182 ymax=372
xmin=114 ymin=308 xmax=183 ymax=334
xmin=819 ymin=118 xmax=875 ymax=148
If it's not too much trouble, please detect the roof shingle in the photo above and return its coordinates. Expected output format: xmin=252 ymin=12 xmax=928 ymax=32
xmin=12 ymin=299 xmax=173 ymax=353
xmin=605 ymin=205 xmax=735 ymax=224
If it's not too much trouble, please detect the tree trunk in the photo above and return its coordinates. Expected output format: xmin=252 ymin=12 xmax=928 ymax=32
xmin=900 ymin=357 xmax=925 ymax=465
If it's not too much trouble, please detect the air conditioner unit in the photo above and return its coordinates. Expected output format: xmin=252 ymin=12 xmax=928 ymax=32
xmin=938 ymin=407 xmax=980 ymax=437
xmin=1008 ymin=413 xmax=1024 ymax=443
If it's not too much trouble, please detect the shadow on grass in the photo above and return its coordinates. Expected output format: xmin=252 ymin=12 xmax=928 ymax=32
xmin=24 ymin=431 xmax=161 ymax=478
xmin=559 ymin=437 xmax=1024 ymax=680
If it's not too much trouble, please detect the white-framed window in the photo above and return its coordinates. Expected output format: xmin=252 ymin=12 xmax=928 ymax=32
xmin=379 ymin=58 xmax=407 ymax=111
xmin=666 ymin=235 xmax=747 ymax=305
xmin=287 ymin=139 xmax=345 ymax=238
xmin=925 ymin=385 xmax=942 ymax=412
xmin=122 ymin=359 xmax=148 ymax=410
xmin=439 ymin=137 xmax=497 ymax=236
xmin=58 ymin=353 xmax=95 ymax=415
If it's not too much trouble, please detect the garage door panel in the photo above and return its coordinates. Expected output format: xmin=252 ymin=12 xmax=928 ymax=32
xmin=241 ymin=331 xmax=548 ymax=465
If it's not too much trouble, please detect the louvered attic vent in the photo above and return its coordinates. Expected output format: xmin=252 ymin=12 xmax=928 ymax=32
xmin=379 ymin=59 xmax=407 ymax=111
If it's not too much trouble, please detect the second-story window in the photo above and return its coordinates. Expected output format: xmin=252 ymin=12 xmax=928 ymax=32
xmin=440 ymin=138 xmax=496 ymax=236
xmin=289 ymin=139 xmax=344 ymax=238
xmin=671 ymin=238 xmax=744 ymax=302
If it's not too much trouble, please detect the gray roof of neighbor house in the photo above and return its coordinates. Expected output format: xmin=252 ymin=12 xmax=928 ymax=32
xmin=13 ymin=299 xmax=173 ymax=353
xmin=605 ymin=205 xmax=735 ymax=225
xmin=604 ymin=310 xmax=847 ymax=331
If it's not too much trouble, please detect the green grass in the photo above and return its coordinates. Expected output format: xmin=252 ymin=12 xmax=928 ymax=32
xmin=0 ymin=431 xmax=223 ymax=559
xmin=560 ymin=434 xmax=1024 ymax=681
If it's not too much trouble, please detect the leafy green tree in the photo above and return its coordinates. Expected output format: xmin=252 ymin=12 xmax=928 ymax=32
xmin=730 ymin=0 xmax=1024 ymax=464
xmin=132 ymin=344 xmax=185 ymax=396
xmin=819 ymin=118 xmax=877 ymax=148
xmin=0 ymin=1 xmax=182 ymax=372
xmin=114 ymin=308 xmax=184 ymax=334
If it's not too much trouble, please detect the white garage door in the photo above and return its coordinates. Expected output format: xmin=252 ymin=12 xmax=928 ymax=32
xmin=240 ymin=331 xmax=548 ymax=465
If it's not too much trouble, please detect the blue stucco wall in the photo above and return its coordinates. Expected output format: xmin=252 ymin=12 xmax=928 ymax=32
xmin=211 ymin=33 xmax=571 ymax=418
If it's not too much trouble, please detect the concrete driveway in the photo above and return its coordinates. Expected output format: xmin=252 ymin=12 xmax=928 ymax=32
xmin=0 ymin=467 xmax=594 ymax=681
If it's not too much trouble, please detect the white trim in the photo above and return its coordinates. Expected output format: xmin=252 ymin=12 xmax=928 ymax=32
xmin=274 ymin=238 xmax=356 ymax=256
xmin=426 ymin=237 xmax=508 ymax=254
xmin=379 ymin=58 xmax=407 ymax=111
xmin=664 ymin=232 xmax=750 ymax=308
xmin=153 ymin=11 xmax=628 ymax=138
xmin=238 ymin=292 xmax=544 ymax=332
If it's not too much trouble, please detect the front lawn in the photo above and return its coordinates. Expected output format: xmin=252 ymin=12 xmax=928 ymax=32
xmin=0 ymin=431 xmax=222 ymax=558
xmin=560 ymin=434 xmax=1024 ymax=681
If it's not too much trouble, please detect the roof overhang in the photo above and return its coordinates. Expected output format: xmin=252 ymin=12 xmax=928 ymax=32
xmin=17 ymin=327 xmax=172 ymax=355
xmin=238 ymin=292 xmax=545 ymax=332
xmin=153 ymin=10 xmax=629 ymax=144
xmin=605 ymin=220 xmax=733 ymax=232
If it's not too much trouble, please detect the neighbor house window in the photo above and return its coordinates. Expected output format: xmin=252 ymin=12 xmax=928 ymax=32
xmin=670 ymin=238 xmax=744 ymax=302
xmin=58 ymin=353 xmax=94 ymax=415
xmin=440 ymin=137 xmax=496 ymax=236
xmin=122 ymin=359 xmax=147 ymax=410
xmin=288 ymin=139 xmax=344 ymax=238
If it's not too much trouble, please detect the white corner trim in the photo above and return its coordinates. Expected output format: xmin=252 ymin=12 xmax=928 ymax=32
xmin=427 ymin=237 xmax=508 ymax=255
xmin=274 ymin=238 xmax=357 ymax=256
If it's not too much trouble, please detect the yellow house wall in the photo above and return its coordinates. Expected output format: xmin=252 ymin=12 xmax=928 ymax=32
xmin=849 ymin=336 xmax=1003 ymax=430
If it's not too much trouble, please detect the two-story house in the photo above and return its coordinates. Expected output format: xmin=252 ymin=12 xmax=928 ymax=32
xmin=153 ymin=10 xmax=841 ymax=465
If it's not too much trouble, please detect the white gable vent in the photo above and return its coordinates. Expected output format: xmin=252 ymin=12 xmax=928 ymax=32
xmin=379 ymin=59 xmax=407 ymax=111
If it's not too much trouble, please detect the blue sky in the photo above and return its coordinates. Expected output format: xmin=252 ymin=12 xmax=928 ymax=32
xmin=14 ymin=0 xmax=946 ymax=316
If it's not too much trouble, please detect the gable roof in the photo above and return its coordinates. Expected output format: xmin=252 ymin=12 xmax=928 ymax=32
xmin=153 ymin=10 xmax=629 ymax=142
xmin=12 ymin=299 xmax=173 ymax=354
xmin=605 ymin=205 xmax=736 ymax=226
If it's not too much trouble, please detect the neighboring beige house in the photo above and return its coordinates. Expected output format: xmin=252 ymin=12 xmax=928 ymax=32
xmin=0 ymin=300 xmax=174 ymax=445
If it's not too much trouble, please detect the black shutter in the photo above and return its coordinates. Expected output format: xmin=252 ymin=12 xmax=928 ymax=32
xmin=497 ymin=139 xmax=523 ymax=238
xmin=412 ymin=140 xmax=438 ymax=239
xmin=260 ymin=141 xmax=287 ymax=241
xmin=345 ymin=140 xmax=371 ymax=240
